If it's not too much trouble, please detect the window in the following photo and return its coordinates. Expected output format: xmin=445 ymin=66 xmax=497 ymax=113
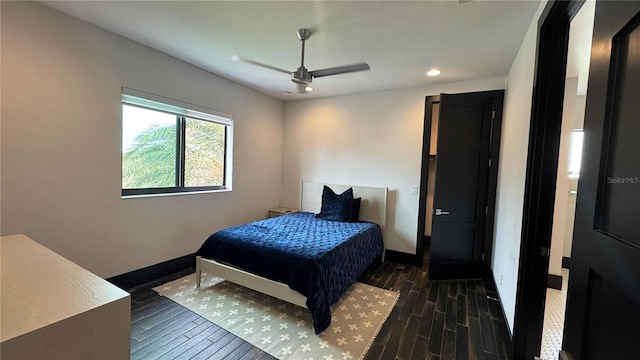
xmin=121 ymin=88 xmax=233 ymax=197
xmin=568 ymin=129 xmax=584 ymax=179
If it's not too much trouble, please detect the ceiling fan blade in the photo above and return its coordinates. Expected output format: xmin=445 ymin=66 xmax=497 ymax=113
xmin=231 ymin=55 xmax=291 ymax=75
xmin=309 ymin=62 xmax=370 ymax=78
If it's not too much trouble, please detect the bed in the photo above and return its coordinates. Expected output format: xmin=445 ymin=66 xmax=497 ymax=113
xmin=195 ymin=181 xmax=388 ymax=334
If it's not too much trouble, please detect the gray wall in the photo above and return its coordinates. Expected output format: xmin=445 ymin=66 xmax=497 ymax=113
xmin=1 ymin=2 xmax=284 ymax=278
xmin=491 ymin=0 xmax=547 ymax=332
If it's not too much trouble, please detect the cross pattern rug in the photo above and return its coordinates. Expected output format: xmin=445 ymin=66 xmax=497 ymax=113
xmin=154 ymin=272 xmax=399 ymax=360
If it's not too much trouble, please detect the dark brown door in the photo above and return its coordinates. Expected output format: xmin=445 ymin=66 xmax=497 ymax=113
xmin=429 ymin=93 xmax=494 ymax=280
xmin=562 ymin=2 xmax=640 ymax=359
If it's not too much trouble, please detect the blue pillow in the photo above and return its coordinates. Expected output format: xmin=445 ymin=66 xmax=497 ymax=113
xmin=351 ymin=197 xmax=362 ymax=221
xmin=316 ymin=186 xmax=354 ymax=222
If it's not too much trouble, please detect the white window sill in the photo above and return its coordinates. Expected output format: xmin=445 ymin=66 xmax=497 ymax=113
xmin=121 ymin=188 xmax=232 ymax=199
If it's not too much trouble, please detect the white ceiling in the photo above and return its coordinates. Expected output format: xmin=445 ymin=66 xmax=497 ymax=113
xmin=41 ymin=0 xmax=541 ymax=101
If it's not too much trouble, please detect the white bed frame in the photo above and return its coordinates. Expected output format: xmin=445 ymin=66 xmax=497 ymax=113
xmin=195 ymin=181 xmax=388 ymax=308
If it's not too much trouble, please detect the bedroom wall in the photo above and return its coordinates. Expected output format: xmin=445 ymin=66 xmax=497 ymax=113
xmin=280 ymin=78 xmax=505 ymax=254
xmin=491 ymin=0 xmax=547 ymax=333
xmin=0 ymin=2 xmax=284 ymax=278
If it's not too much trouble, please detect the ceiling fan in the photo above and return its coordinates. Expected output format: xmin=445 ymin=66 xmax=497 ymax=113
xmin=232 ymin=28 xmax=370 ymax=92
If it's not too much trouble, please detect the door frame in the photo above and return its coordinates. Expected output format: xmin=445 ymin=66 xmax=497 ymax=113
xmin=416 ymin=90 xmax=503 ymax=276
xmin=416 ymin=95 xmax=440 ymax=268
xmin=511 ymin=1 xmax=584 ymax=359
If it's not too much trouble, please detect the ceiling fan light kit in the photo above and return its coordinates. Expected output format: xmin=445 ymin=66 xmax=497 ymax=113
xmin=235 ymin=28 xmax=370 ymax=92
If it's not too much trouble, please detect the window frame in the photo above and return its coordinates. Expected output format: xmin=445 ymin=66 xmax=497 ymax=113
xmin=121 ymin=88 xmax=233 ymax=197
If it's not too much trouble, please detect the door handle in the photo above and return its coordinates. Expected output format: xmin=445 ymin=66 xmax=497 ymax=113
xmin=435 ymin=209 xmax=450 ymax=216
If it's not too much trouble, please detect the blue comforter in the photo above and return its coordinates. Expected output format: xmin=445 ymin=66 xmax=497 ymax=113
xmin=196 ymin=212 xmax=384 ymax=334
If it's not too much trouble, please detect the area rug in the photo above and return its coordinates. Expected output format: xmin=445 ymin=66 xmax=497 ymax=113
xmin=154 ymin=272 xmax=399 ymax=360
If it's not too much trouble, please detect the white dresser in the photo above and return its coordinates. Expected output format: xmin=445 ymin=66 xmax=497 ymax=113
xmin=1 ymin=234 xmax=130 ymax=359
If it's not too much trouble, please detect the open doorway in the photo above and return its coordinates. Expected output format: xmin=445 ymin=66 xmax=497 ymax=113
xmin=511 ymin=0 xmax=595 ymax=359
xmin=510 ymin=1 xmax=640 ymax=358
xmin=539 ymin=2 xmax=595 ymax=358
xmin=417 ymin=91 xmax=503 ymax=280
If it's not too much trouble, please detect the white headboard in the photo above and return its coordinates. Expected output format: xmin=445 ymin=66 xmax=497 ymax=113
xmin=301 ymin=181 xmax=388 ymax=231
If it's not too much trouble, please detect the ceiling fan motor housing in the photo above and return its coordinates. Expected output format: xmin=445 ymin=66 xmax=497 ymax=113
xmin=292 ymin=66 xmax=312 ymax=84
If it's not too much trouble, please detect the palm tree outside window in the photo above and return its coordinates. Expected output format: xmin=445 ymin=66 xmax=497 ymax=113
xmin=121 ymin=88 xmax=233 ymax=197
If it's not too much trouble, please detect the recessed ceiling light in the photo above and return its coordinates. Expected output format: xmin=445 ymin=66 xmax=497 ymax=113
xmin=426 ymin=69 xmax=442 ymax=77
xmin=304 ymin=86 xmax=314 ymax=92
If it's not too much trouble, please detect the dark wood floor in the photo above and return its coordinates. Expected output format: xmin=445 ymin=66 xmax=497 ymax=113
xmin=129 ymin=249 xmax=511 ymax=359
